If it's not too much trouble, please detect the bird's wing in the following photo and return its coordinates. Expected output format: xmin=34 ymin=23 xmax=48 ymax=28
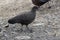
xmin=14 ymin=12 xmax=29 ymax=20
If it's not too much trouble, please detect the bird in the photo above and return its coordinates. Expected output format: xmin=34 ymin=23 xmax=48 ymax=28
xmin=5 ymin=6 xmax=38 ymax=32
xmin=32 ymin=0 xmax=51 ymax=7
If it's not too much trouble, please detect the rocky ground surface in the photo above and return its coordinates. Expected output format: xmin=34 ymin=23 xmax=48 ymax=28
xmin=0 ymin=0 xmax=60 ymax=40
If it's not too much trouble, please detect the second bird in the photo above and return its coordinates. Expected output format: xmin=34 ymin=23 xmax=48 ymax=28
xmin=32 ymin=0 xmax=50 ymax=7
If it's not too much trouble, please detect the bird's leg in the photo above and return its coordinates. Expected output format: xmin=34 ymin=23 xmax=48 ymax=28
xmin=26 ymin=25 xmax=29 ymax=30
xmin=26 ymin=25 xmax=33 ymax=33
xmin=25 ymin=25 xmax=30 ymax=32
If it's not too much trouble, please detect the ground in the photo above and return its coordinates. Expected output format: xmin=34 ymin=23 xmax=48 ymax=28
xmin=0 ymin=0 xmax=60 ymax=40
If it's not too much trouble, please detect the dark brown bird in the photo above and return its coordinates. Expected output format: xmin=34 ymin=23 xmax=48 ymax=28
xmin=6 ymin=6 xmax=38 ymax=32
xmin=32 ymin=0 xmax=50 ymax=7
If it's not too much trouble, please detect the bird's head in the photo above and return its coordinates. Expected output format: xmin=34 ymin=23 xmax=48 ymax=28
xmin=32 ymin=6 xmax=38 ymax=11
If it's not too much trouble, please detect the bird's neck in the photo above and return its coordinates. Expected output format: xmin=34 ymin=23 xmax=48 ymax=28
xmin=31 ymin=9 xmax=36 ymax=13
xmin=30 ymin=10 xmax=36 ymax=17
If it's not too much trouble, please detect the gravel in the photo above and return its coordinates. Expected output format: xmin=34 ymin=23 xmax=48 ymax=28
xmin=0 ymin=0 xmax=60 ymax=40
